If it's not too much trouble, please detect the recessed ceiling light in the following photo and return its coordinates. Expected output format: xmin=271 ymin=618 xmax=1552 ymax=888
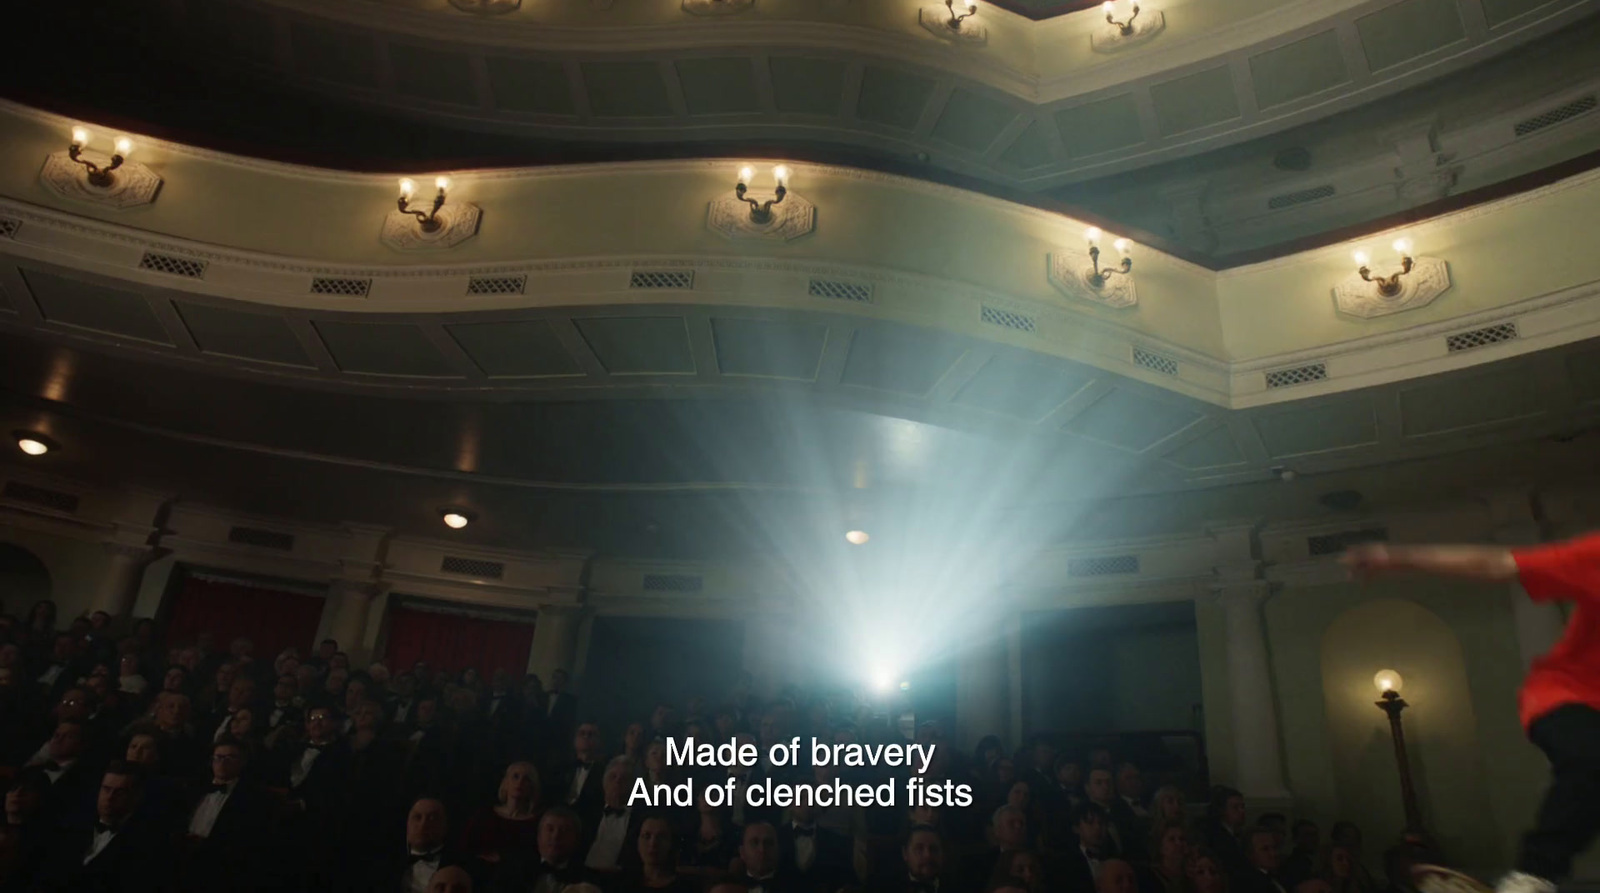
xmin=845 ymin=530 xmax=870 ymax=545
xmin=439 ymin=509 xmax=476 ymax=529
xmin=13 ymin=431 xmax=57 ymax=457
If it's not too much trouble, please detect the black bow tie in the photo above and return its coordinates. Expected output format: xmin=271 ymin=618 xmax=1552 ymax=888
xmin=604 ymin=807 xmax=626 ymax=817
xmin=409 ymin=850 xmax=442 ymax=865
xmin=911 ymin=883 xmax=938 ymax=893
xmin=94 ymin=822 xmax=116 ymax=835
xmin=41 ymin=761 xmax=61 ymax=772
xmin=792 ymin=825 xmax=815 ymax=837
xmin=304 ymin=744 xmax=323 ymax=752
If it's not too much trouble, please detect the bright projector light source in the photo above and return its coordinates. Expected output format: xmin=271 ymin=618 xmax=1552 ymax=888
xmin=845 ymin=530 xmax=870 ymax=545
xmin=870 ymin=669 xmax=895 ymax=693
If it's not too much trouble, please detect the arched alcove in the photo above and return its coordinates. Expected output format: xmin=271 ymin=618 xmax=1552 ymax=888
xmin=0 ymin=541 xmax=53 ymax=609
xmin=1320 ymin=598 xmax=1503 ymax=868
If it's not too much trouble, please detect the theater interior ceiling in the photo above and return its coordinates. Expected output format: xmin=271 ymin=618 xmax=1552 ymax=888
xmin=1 ymin=0 xmax=1599 ymax=559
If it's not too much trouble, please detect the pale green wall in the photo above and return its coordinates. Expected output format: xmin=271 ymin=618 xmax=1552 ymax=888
xmin=1109 ymin=624 xmax=1205 ymax=732
xmin=1196 ymin=598 xmax=1237 ymax=790
xmin=0 ymin=526 xmax=114 ymax=622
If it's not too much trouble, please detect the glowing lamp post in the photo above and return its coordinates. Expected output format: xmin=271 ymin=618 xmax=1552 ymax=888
xmin=1374 ymin=670 xmax=1425 ymax=839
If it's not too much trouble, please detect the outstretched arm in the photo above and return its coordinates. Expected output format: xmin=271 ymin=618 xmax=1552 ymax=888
xmin=1341 ymin=542 xmax=1519 ymax=583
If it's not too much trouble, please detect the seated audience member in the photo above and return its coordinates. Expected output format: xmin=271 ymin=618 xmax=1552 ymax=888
xmin=27 ymin=719 xmax=94 ymax=824
xmin=178 ymin=739 xmax=273 ymax=892
xmin=583 ymin=757 xmax=643 ymax=874
xmin=374 ymin=797 xmax=473 ymax=893
xmin=262 ymin=672 xmax=301 ymax=740
xmin=556 ymin=722 xmax=607 ymax=819
xmin=31 ymin=761 xmax=170 ymax=893
xmin=1084 ymin=769 xmax=1126 ymax=853
xmin=1328 ymin=824 xmax=1376 ymax=893
xmin=1259 ymin=814 xmax=1288 ymax=853
xmin=1235 ymin=827 xmax=1287 ymax=893
xmin=966 ymin=804 xmax=1032 ymax=886
xmin=781 ymin=801 xmax=853 ymax=893
xmin=1138 ymin=820 xmax=1189 ymax=893
xmin=115 ymin=653 xmax=147 ymax=699
xmin=1098 ymin=860 xmax=1139 ymax=893
xmin=1199 ymin=787 xmax=1249 ymax=876
xmin=989 ymin=878 xmax=1031 ymax=893
xmin=1377 ymin=844 xmax=1426 ymax=893
xmin=389 ymin=672 xmax=421 ymax=726
xmin=1281 ymin=821 xmax=1320 ymax=890
xmin=1111 ymin=764 xmax=1150 ymax=857
xmin=1297 ymin=881 xmax=1335 ymax=893
xmin=683 ymin=785 xmax=741 ymax=875
xmin=622 ymin=814 xmax=698 ymax=893
xmin=462 ymin=761 xmax=544 ymax=865
xmin=1061 ymin=802 xmax=1114 ymax=893
xmin=493 ymin=806 xmax=598 ymax=893
xmin=149 ymin=690 xmax=202 ymax=773
xmin=194 ymin=661 xmax=238 ymax=719
xmin=1321 ymin=844 xmax=1375 ymax=893
xmin=430 ymin=864 xmax=476 ymax=893
xmin=0 ymin=771 xmax=51 ymax=887
xmin=992 ymin=851 xmax=1047 ymax=893
xmin=737 ymin=821 xmax=800 ymax=893
xmin=1190 ymin=850 xmax=1231 ymax=893
xmin=1145 ymin=786 xmax=1185 ymax=828
xmin=202 ymin=676 xmax=257 ymax=744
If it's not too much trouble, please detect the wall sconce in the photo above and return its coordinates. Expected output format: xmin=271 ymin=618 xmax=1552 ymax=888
xmin=1374 ymin=670 xmax=1426 ymax=838
xmin=1047 ymin=228 xmax=1139 ymax=308
xmin=40 ymin=126 xmax=163 ymax=209
xmin=398 ymin=177 xmax=450 ymax=234
xmin=380 ymin=175 xmax=482 ymax=251
xmin=1334 ymin=236 xmax=1450 ymax=318
xmin=945 ymin=0 xmax=978 ymax=28
xmin=708 ymin=164 xmax=815 ymax=241
xmin=736 ymin=165 xmax=788 ymax=223
xmin=1084 ymin=227 xmax=1134 ymax=288
xmin=69 ymin=127 xmax=132 ymax=188
xmin=1091 ymin=0 xmax=1164 ymax=52
xmin=1354 ymin=238 xmax=1415 ymax=298
xmin=1102 ymin=0 xmax=1139 ymax=35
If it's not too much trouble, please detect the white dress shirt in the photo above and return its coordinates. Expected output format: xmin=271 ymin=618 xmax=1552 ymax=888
xmin=37 ymin=664 xmax=64 ymax=687
xmin=1081 ymin=844 xmax=1103 ymax=879
xmin=392 ymin=699 xmax=413 ymax=724
xmin=565 ymin=763 xmax=592 ymax=805
xmin=290 ymin=745 xmax=324 ymax=788
xmin=188 ymin=780 xmax=237 ymax=837
xmin=269 ymin=702 xmax=291 ymax=728
xmin=792 ymin=823 xmax=816 ymax=872
xmin=85 ymin=823 xmax=119 ymax=864
xmin=1123 ymin=796 xmax=1150 ymax=818
xmin=407 ymin=849 xmax=443 ymax=893
xmin=585 ymin=808 xmax=631 ymax=869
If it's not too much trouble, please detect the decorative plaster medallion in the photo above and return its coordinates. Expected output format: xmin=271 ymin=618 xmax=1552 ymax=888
xmin=449 ymin=0 xmax=520 ymax=12
xmin=682 ymin=0 xmax=753 ymax=15
xmin=39 ymin=151 xmax=162 ymax=210
xmin=380 ymin=203 xmax=483 ymax=251
xmin=1047 ymin=250 xmax=1138 ymax=309
xmin=918 ymin=6 xmax=988 ymax=45
xmin=706 ymin=191 xmax=815 ymax=242
xmin=1090 ymin=9 xmax=1166 ymax=53
xmin=1332 ymin=256 xmax=1451 ymax=318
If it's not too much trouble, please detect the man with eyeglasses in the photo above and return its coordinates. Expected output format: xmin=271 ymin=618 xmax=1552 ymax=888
xmin=178 ymin=739 xmax=272 ymax=892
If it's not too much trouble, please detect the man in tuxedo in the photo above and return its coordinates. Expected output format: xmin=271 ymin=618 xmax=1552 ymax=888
xmin=388 ymin=672 xmax=420 ymax=726
xmin=202 ymin=677 xmax=259 ymax=744
xmin=728 ymin=732 xmax=778 ymax=829
xmin=193 ymin=661 xmax=238 ymax=719
xmin=265 ymin=673 xmax=302 ymax=737
xmin=493 ymin=806 xmax=597 ymax=893
xmin=1085 ymin=769 xmax=1126 ymax=854
xmin=963 ymin=805 xmax=1030 ymax=886
xmin=32 ymin=632 xmax=79 ymax=704
xmin=556 ymin=722 xmax=606 ymax=816
xmin=582 ymin=757 xmax=643 ymax=873
xmin=875 ymin=824 xmax=949 ymax=893
xmin=178 ymin=739 xmax=274 ymax=892
xmin=31 ymin=761 xmax=168 ymax=893
xmin=26 ymin=718 xmax=95 ymax=825
xmin=779 ymin=801 xmax=852 ymax=893
xmin=738 ymin=821 xmax=801 ymax=893
xmin=429 ymin=865 xmax=475 ymax=893
xmin=282 ymin=705 xmax=348 ymax=811
xmin=1060 ymin=802 xmax=1114 ymax=893
xmin=545 ymin=669 xmax=578 ymax=749
xmin=1109 ymin=763 xmax=1149 ymax=860
xmin=373 ymin=796 xmax=475 ymax=893
xmin=1234 ymin=828 xmax=1289 ymax=893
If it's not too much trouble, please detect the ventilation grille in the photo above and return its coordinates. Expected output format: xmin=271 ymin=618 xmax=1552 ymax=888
xmin=309 ymin=277 xmax=371 ymax=297
xmin=643 ymin=573 xmax=705 ymax=593
xmin=1266 ymin=184 xmax=1336 ymax=210
xmin=1 ymin=481 xmax=80 ymax=513
xmin=1307 ymin=527 xmax=1388 ymax=557
xmin=981 ymin=305 xmax=1037 ymax=333
xmin=467 ymin=275 xmax=526 ymax=296
xmin=629 ymin=270 xmax=694 ymax=290
xmin=1132 ymin=346 xmax=1179 ymax=376
xmin=440 ymin=555 xmax=505 ymax=579
xmin=0 ymin=217 xmax=19 ymax=240
xmin=809 ymin=278 xmax=873 ymax=302
xmin=227 ymin=526 xmax=296 ymax=551
xmin=1265 ymin=362 xmax=1328 ymax=389
xmin=1515 ymin=95 xmax=1597 ymax=137
xmin=1446 ymin=322 xmax=1518 ymax=353
xmin=138 ymin=252 xmax=207 ymax=279
xmin=1068 ymin=554 xmax=1140 ymax=577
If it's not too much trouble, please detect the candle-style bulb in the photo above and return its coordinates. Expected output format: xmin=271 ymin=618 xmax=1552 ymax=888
xmin=398 ymin=178 xmax=416 ymax=199
xmin=71 ymin=127 xmax=90 ymax=148
xmin=738 ymin=166 xmax=755 ymax=186
xmin=1393 ymin=237 xmax=1414 ymax=256
xmin=1113 ymin=238 xmax=1132 ymax=255
xmin=1353 ymin=250 xmax=1371 ymax=267
xmin=434 ymin=176 xmax=451 ymax=193
xmin=772 ymin=165 xmax=790 ymax=186
xmin=1085 ymin=227 xmax=1103 ymax=245
xmin=113 ymin=136 xmax=133 ymax=157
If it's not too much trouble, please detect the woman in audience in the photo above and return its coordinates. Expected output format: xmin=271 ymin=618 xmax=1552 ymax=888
xmin=1322 ymin=844 xmax=1376 ymax=893
xmin=1189 ymin=849 xmax=1230 ymax=893
xmin=681 ymin=784 xmax=740 ymax=875
xmin=461 ymin=760 xmax=544 ymax=864
xmin=116 ymin=651 xmax=148 ymax=699
xmin=1138 ymin=819 xmax=1190 ymax=893
xmin=1329 ymin=823 xmax=1377 ymax=892
xmin=1147 ymin=786 xmax=1185 ymax=827
xmin=993 ymin=850 xmax=1047 ymax=893
xmin=625 ymin=814 xmax=698 ymax=893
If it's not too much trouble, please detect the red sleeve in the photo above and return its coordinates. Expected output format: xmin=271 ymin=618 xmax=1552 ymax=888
xmin=1513 ymin=533 xmax=1600 ymax=603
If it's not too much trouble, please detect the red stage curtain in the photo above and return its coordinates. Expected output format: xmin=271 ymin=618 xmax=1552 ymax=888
xmin=384 ymin=606 xmax=536 ymax=678
xmin=165 ymin=575 xmax=326 ymax=660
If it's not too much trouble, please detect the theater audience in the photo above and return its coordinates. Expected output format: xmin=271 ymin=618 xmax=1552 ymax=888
xmin=1235 ymin=827 xmax=1287 ymax=893
xmin=1137 ymin=820 xmax=1188 ymax=893
xmin=625 ymin=814 xmax=698 ymax=893
xmin=584 ymin=757 xmax=644 ymax=873
xmin=462 ymin=761 xmax=544 ymax=865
